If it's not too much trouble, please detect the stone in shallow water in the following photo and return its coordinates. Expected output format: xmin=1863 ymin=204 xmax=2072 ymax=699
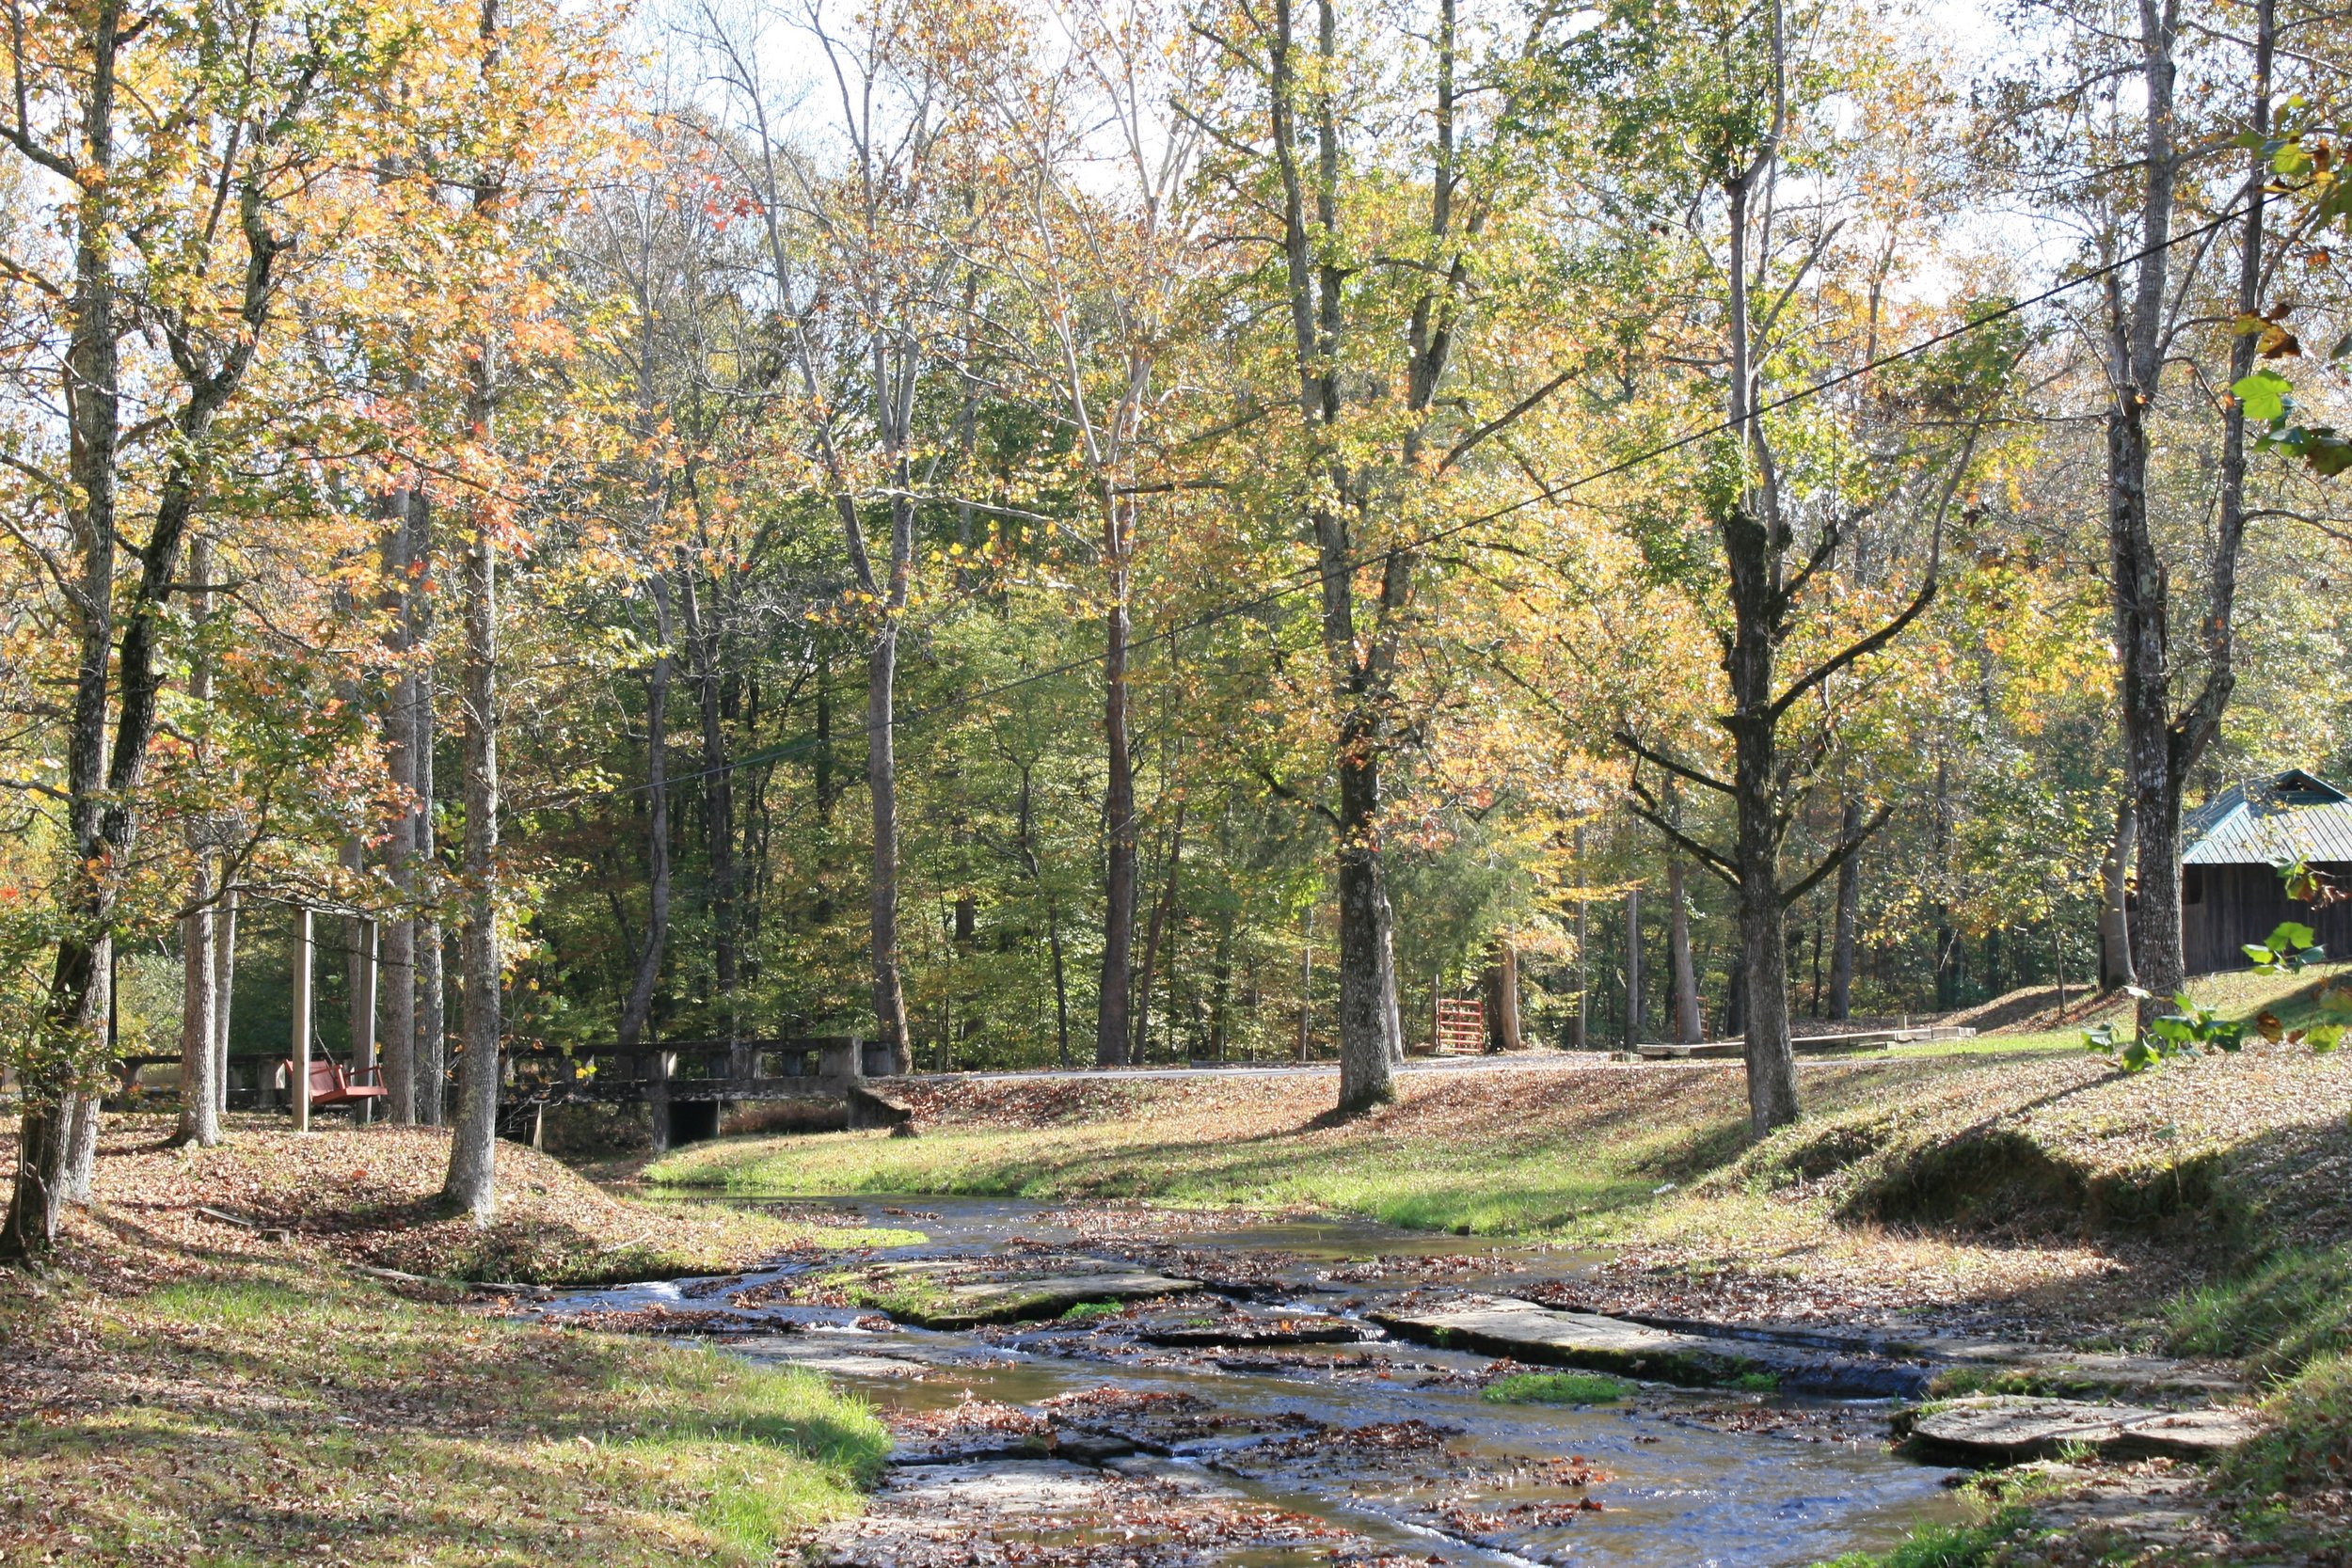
xmin=1132 ymin=1306 xmax=1368 ymax=1348
xmin=1904 ymin=1396 xmax=2260 ymax=1463
xmin=1370 ymin=1293 xmax=1929 ymax=1395
xmin=1370 ymin=1296 xmax=1775 ymax=1387
xmin=881 ymin=1459 xmax=1107 ymax=1513
xmin=866 ymin=1255 xmax=1200 ymax=1328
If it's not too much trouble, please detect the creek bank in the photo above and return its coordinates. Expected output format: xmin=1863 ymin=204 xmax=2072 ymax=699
xmin=540 ymin=1196 xmax=1972 ymax=1565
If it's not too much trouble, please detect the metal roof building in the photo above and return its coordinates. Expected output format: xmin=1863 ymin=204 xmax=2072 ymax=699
xmin=2179 ymin=769 xmax=2352 ymax=974
xmin=2183 ymin=769 xmax=2352 ymax=867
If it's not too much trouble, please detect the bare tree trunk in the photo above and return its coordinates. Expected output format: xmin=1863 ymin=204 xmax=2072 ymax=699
xmin=1484 ymin=941 xmax=1523 ymax=1052
xmin=1829 ymin=799 xmax=1860 ymax=1020
xmin=1131 ymin=796 xmax=1187 ymax=1065
xmin=679 ymin=573 xmax=739 ymax=1029
xmin=2099 ymin=796 xmax=2138 ymax=990
xmin=443 ymin=172 xmax=503 ymax=1210
xmin=1098 ymin=499 xmax=1136 ymax=1068
xmin=59 ymin=1092 xmax=102 ymax=1205
xmin=174 ymin=862 xmax=219 ymax=1148
xmin=1669 ymin=862 xmax=1702 ymax=1043
xmin=410 ymin=495 xmax=446 ymax=1126
xmin=381 ymin=490 xmax=418 ymax=1123
xmin=1625 ymin=887 xmax=1644 ymax=1046
xmin=1296 ymin=904 xmax=1314 ymax=1063
xmin=867 ymin=618 xmax=911 ymax=1071
xmin=441 ymin=508 xmax=502 ymax=1221
xmin=1333 ymin=738 xmax=1404 ymax=1112
xmin=175 ymin=536 xmax=221 ymax=1148
xmin=617 ymin=578 xmax=673 ymax=1048
xmin=1570 ymin=826 xmax=1588 ymax=1049
xmin=1209 ymin=915 xmax=1234 ymax=1059
xmin=213 ymin=885 xmax=238 ymax=1112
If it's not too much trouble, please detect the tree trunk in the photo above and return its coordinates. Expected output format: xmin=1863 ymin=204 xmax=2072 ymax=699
xmin=440 ymin=515 xmax=501 ymax=1222
xmin=1208 ymin=915 xmax=1234 ymax=1060
xmin=1669 ymin=862 xmax=1702 ymax=1043
xmin=1131 ymin=796 xmax=1187 ymax=1064
xmin=213 ymin=885 xmax=238 ymax=1112
xmin=618 ymin=578 xmax=673 ymax=1048
xmin=1570 ymin=827 xmax=1588 ymax=1048
xmin=866 ymin=621 xmax=911 ymax=1071
xmin=680 ymin=574 xmax=739 ymax=1030
xmin=174 ymin=863 xmax=219 ymax=1148
xmin=3 ymin=2 xmax=124 ymax=1259
xmin=1333 ymin=736 xmax=1404 ymax=1112
xmin=1829 ymin=799 xmax=1860 ymax=1021
xmin=2098 ymin=796 xmax=2138 ymax=990
xmin=1625 ymin=887 xmax=1644 ymax=1046
xmin=174 ymin=535 xmax=221 ymax=1148
xmin=1097 ymin=502 xmax=1136 ymax=1068
xmin=59 ymin=1091 xmax=102 ymax=1206
xmin=410 ymin=494 xmax=446 ymax=1127
xmin=1296 ymin=904 xmax=1315 ymax=1063
xmin=1484 ymin=941 xmax=1523 ymax=1053
xmin=381 ymin=490 xmax=418 ymax=1123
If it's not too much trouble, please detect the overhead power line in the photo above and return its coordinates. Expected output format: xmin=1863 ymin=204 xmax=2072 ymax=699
xmin=616 ymin=197 xmax=2257 ymax=800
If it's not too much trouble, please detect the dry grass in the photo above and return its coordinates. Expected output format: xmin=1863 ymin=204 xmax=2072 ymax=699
xmin=0 ymin=1116 xmax=891 ymax=1566
xmin=52 ymin=1111 xmax=913 ymax=1286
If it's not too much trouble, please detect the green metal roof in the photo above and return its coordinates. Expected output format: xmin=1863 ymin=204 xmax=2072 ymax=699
xmin=2182 ymin=769 xmax=2352 ymax=866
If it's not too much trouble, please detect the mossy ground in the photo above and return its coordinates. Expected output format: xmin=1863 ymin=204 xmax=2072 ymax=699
xmin=1481 ymin=1370 xmax=1632 ymax=1405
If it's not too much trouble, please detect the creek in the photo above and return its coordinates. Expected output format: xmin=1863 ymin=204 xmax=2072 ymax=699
xmin=539 ymin=1196 xmax=1963 ymax=1567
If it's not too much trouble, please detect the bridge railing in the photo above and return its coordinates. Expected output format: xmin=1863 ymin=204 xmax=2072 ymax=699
xmin=502 ymin=1036 xmax=883 ymax=1103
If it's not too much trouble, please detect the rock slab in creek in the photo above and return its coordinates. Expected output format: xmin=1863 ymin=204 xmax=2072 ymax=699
xmin=1904 ymin=1396 xmax=2261 ymax=1464
xmin=871 ymin=1256 xmax=1200 ymax=1328
xmin=1135 ymin=1308 xmax=1369 ymax=1348
xmin=1369 ymin=1295 xmax=1923 ymax=1394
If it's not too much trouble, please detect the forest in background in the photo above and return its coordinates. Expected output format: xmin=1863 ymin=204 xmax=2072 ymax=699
xmin=1 ymin=0 xmax=2346 ymax=1238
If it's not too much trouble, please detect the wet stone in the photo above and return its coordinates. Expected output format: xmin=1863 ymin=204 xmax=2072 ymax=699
xmin=866 ymin=1254 xmax=1200 ymax=1328
xmin=1371 ymin=1293 xmax=1927 ymax=1395
xmin=1902 ymin=1395 xmax=2261 ymax=1464
xmin=1132 ymin=1303 xmax=1372 ymax=1348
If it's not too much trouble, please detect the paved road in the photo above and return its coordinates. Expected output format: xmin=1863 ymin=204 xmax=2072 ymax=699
xmin=883 ymin=1047 xmax=1945 ymax=1087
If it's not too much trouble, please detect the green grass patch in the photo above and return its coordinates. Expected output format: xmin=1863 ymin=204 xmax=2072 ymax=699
xmin=1 ymin=1248 xmax=886 ymax=1567
xmin=1059 ymin=1299 xmax=1126 ymax=1323
xmin=1811 ymin=1505 xmax=2037 ymax=1568
xmin=1729 ymin=1370 xmax=1781 ymax=1393
xmin=1481 ymin=1370 xmax=1632 ymax=1405
xmin=2164 ymin=1243 xmax=2352 ymax=1377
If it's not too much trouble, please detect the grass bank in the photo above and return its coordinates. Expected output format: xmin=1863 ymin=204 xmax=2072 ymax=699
xmin=650 ymin=964 xmax=2352 ymax=1335
xmin=0 ymin=1114 xmax=894 ymax=1564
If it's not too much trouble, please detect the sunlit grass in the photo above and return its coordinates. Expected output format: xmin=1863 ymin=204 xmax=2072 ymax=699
xmin=1 ymin=1253 xmax=886 ymax=1567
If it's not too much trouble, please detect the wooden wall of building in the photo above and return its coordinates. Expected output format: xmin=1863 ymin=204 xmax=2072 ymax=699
xmin=2182 ymin=863 xmax=2352 ymax=975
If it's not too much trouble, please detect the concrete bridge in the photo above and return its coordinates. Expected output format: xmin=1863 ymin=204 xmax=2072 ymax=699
xmin=501 ymin=1037 xmax=900 ymax=1148
xmin=104 ymin=1034 xmax=903 ymax=1149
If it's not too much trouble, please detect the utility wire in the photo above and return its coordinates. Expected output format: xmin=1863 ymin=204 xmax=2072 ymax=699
xmin=616 ymin=197 xmax=2257 ymax=799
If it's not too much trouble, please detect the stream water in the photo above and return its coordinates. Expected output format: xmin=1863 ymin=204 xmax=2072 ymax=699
xmin=540 ymin=1196 xmax=1963 ymax=1567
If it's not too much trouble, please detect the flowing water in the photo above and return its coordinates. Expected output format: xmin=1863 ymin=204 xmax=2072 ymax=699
xmin=542 ymin=1196 xmax=1963 ymax=1567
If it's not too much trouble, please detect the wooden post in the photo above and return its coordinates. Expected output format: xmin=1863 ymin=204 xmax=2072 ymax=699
xmin=293 ymin=907 xmax=313 ymax=1132
xmin=356 ymin=919 xmax=378 ymax=1125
